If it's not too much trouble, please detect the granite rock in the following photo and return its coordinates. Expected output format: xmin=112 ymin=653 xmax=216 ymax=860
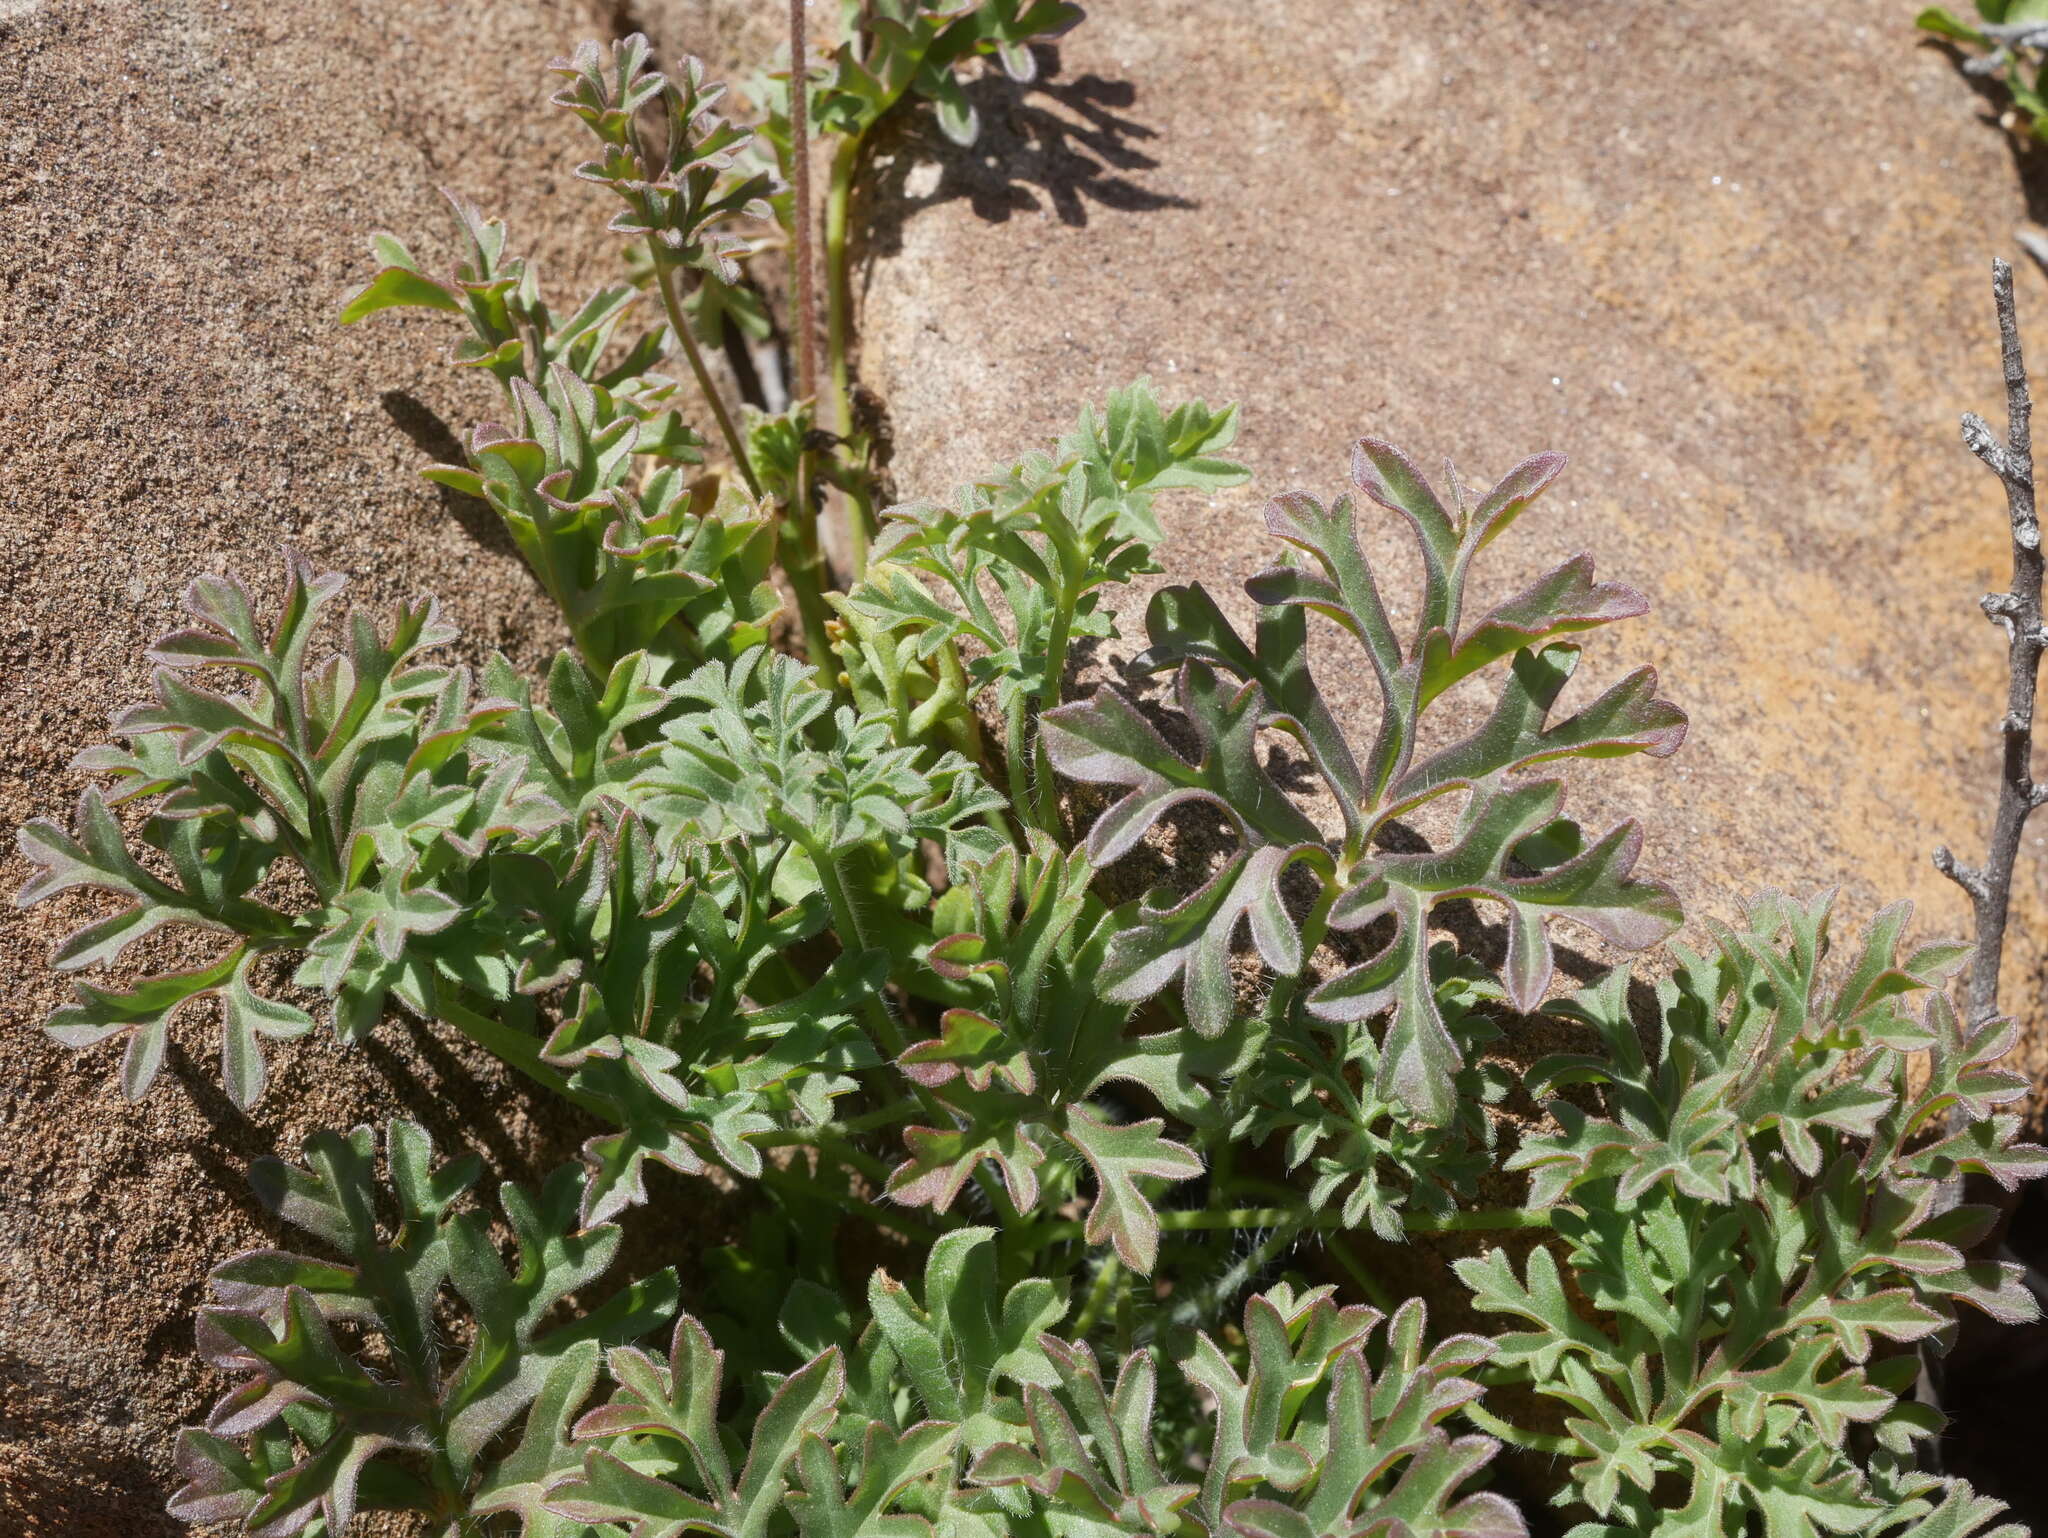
xmin=0 ymin=0 xmax=750 ymax=1529
xmin=858 ymin=1 xmax=2048 ymax=1089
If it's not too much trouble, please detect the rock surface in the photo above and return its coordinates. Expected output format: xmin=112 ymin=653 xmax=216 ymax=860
xmin=860 ymin=3 xmax=2048 ymax=1080
xmin=0 ymin=1 xmax=750 ymax=1530
xmin=8 ymin=0 xmax=2048 ymax=1529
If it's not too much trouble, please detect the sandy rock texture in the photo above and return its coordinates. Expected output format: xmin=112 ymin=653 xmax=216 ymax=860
xmin=9 ymin=0 xmax=2048 ymax=1528
xmin=0 ymin=0 xmax=753 ymax=1530
xmin=859 ymin=3 xmax=2048 ymax=1084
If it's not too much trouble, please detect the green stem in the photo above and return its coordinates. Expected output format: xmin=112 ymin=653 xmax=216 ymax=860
xmin=1029 ymin=607 xmax=1075 ymax=834
xmin=436 ymin=994 xmax=615 ymax=1122
xmin=805 ymin=838 xmax=911 ymax=1059
xmin=653 ymin=257 xmax=761 ymax=499
xmin=1461 ymin=1401 xmax=1576 ymax=1456
xmin=1035 ymin=1205 xmax=1551 ymax=1244
xmin=1071 ymin=1253 xmax=1126 ymax=1339
xmin=1004 ymin=693 xmax=1035 ymax=832
xmin=1405 ymin=1207 xmax=1556 ymax=1233
xmin=824 ymin=133 xmax=860 ymax=446
xmin=823 ymin=132 xmax=874 ymax=566
xmin=840 ymin=1098 xmax=923 ymax=1134
xmin=787 ymin=0 xmax=820 ymax=407
xmin=788 ymin=446 xmax=838 ymax=676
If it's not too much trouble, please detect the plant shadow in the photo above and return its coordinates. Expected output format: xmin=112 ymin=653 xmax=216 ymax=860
xmin=378 ymin=389 xmax=522 ymax=564
xmin=0 ymin=1355 xmax=187 ymax=1538
xmin=861 ymin=44 xmax=1195 ymax=264
xmin=1920 ymin=38 xmax=2048 ymax=225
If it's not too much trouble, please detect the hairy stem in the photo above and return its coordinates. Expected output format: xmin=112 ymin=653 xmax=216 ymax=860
xmin=823 ymin=132 xmax=875 ymax=564
xmin=779 ymin=0 xmax=838 ymax=673
xmin=653 ymin=257 xmax=762 ymax=499
xmin=824 ymin=133 xmax=860 ymax=443
xmin=1039 ymin=1205 xmax=1550 ymax=1245
xmin=1461 ymin=1401 xmax=1577 ymax=1456
xmin=1030 ymin=603 xmax=1076 ymax=832
xmin=1070 ymin=1252 xmax=1126 ymax=1339
xmin=788 ymin=0 xmax=820 ymax=408
xmin=788 ymin=447 xmax=839 ymax=673
xmin=436 ymin=994 xmax=615 ymax=1121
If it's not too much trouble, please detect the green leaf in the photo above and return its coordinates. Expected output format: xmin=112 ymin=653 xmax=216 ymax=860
xmin=338 ymin=264 xmax=463 ymax=324
xmin=176 ymin=1121 xmax=673 ymax=1532
xmin=1050 ymin=436 xmax=1682 ymax=1119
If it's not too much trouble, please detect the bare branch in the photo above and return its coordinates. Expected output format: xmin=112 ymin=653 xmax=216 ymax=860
xmin=1933 ymin=844 xmax=1991 ymax=903
xmin=1963 ymin=21 xmax=2048 ymax=78
xmin=1934 ymin=257 xmax=2046 ymax=1028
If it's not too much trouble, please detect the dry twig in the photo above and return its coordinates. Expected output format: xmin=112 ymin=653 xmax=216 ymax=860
xmin=1935 ymin=257 xmax=2047 ymax=1029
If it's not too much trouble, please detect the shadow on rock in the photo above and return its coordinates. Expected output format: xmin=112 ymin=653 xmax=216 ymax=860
xmin=863 ymin=45 xmax=1195 ymax=260
xmin=379 ymin=388 xmax=522 ymax=564
xmin=1920 ymin=38 xmax=2048 ymax=226
xmin=0 ymin=1351 xmax=186 ymax=1537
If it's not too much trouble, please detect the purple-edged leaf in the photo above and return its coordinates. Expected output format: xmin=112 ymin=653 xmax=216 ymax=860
xmin=970 ymin=1343 xmax=1199 ymax=1527
xmin=1048 ymin=435 xmax=1678 ymax=1124
xmin=544 ymin=1448 xmax=727 ymax=1530
xmin=1042 ymin=661 xmax=1324 ymax=1034
xmin=220 ymin=958 xmax=315 ymax=1111
xmin=165 ymin=1427 xmax=269 ymax=1526
xmin=467 ymin=1343 xmax=605 ymax=1530
xmin=789 ymin=1422 xmax=961 ymax=1538
xmin=1390 ymin=645 xmax=1685 ymax=814
xmin=1416 ymin=556 xmax=1649 ymax=709
xmin=1249 ymin=490 xmax=1403 ymax=680
xmin=45 ymin=946 xmax=245 ymax=1100
xmin=1100 ymin=843 xmax=1321 ymax=1037
xmin=1044 ymin=664 xmax=1320 ymax=863
xmin=1350 ymin=438 xmax=1459 ymax=635
xmin=899 ymin=1007 xmax=1036 ymax=1093
xmin=1464 ymin=450 xmax=1567 ymax=558
xmin=887 ymin=1114 xmax=1048 ymax=1214
xmin=1308 ymin=885 xmax=1464 ymax=1124
xmin=1785 ymin=1291 xmax=1945 ymax=1364
xmin=1134 ymin=582 xmax=1366 ymax=817
xmin=1060 ymin=1106 xmax=1203 ymax=1273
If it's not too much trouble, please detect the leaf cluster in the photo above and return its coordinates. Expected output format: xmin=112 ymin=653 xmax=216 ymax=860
xmin=806 ymin=0 xmax=1083 ymax=146
xmin=1459 ymin=894 xmax=2046 ymax=1536
xmin=1918 ymin=3 xmax=2048 ymax=137
xmin=21 ymin=23 xmax=2048 ymax=1538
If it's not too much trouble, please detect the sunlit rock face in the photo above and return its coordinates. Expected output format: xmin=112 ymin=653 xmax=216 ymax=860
xmin=0 ymin=3 xmax=754 ymax=1529
xmin=860 ymin=0 xmax=2048 ymax=1092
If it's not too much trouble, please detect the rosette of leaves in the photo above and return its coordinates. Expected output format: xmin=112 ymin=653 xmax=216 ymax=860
xmin=544 ymin=1227 xmax=1526 ymax=1538
xmin=167 ymin=1119 xmax=677 ymax=1536
xmin=15 ymin=553 xmax=560 ymax=1107
xmin=1236 ymin=944 xmax=1509 ymax=1244
xmin=1042 ymin=440 xmax=1688 ymax=1124
xmin=1456 ymin=893 xmax=2046 ymax=1536
xmin=548 ymin=37 xmax=777 ymax=306
xmin=632 ymin=646 xmax=1007 ymax=911
xmin=494 ymin=801 xmax=898 ymax=1225
xmin=839 ymin=380 xmax=1248 ymax=828
xmin=883 ymin=832 xmax=1206 ymax=1272
xmin=423 ymin=368 xmax=775 ymax=672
